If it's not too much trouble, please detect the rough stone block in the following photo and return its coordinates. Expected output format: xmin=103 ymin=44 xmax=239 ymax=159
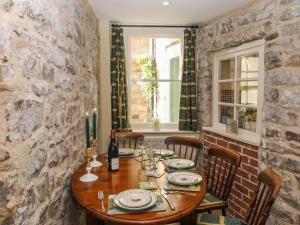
xmin=6 ymin=99 xmax=43 ymax=141
xmin=265 ymin=51 xmax=282 ymax=70
xmin=286 ymin=131 xmax=300 ymax=143
xmin=26 ymin=148 xmax=47 ymax=179
xmin=281 ymin=6 xmax=300 ymax=21
xmin=265 ymin=87 xmax=279 ymax=102
xmin=263 ymin=105 xmax=297 ymax=126
xmin=265 ymin=68 xmax=299 ymax=86
xmin=285 ymin=53 xmax=300 ymax=67
xmin=0 ymin=0 xmax=14 ymax=12
xmin=282 ymin=21 xmax=300 ymax=36
xmin=280 ymin=90 xmax=300 ymax=108
xmin=0 ymin=149 xmax=9 ymax=161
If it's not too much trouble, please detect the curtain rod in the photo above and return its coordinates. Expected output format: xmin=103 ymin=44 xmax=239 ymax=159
xmin=112 ymin=24 xmax=198 ymax=29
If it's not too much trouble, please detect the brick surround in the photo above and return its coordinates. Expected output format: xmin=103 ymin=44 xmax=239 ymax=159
xmin=203 ymin=131 xmax=259 ymax=219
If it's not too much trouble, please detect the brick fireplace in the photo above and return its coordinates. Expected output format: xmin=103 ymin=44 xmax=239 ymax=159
xmin=203 ymin=131 xmax=259 ymax=219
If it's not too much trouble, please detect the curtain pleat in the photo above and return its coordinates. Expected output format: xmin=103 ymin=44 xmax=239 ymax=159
xmin=111 ymin=25 xmax=131 ymax=131
xmin=179 ymin=28 xmax=198 ymax=131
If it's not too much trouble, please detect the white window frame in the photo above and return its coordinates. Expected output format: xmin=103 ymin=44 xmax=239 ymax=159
xmin=212 ymin=40 xmax=264 ymax=144
xmin=124 ymin=27 xmax=184 ymax=132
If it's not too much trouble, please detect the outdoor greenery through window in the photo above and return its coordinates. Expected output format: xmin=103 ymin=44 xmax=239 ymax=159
xmin=128 ymin=36 xmax=182 ymax=125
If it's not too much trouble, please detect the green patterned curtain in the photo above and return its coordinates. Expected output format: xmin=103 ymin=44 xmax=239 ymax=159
xmin=111 ymin=25 xmax=131 ymax=131
xmin=179 ymin=28 xmax=198 ymax=131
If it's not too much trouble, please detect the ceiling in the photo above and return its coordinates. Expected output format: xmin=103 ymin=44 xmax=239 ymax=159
xmin=89 ymin=0 xmax=249 ymax=25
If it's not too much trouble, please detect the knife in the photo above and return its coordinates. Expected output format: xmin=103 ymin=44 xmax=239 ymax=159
xmin=160 ymin=190 xmax=175 ymax=211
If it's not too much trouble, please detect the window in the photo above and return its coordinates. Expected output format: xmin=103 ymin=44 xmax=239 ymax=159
xmin=125 ymin=28 xmax=184 ymax=131
xmin=213 ymin=40 xmax=264 ymax=141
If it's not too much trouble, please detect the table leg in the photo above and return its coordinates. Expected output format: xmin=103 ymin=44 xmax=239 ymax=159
xmin=86 ymin=212 xmax=105 ymax=225
xmin=180 ymin=210 xmax=197 ymax=225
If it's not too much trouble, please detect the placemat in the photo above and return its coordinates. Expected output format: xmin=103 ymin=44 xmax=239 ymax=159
xmin=107 ymin=194 xmax=167 ymax=215
xmin=163 ymin=180 xmax=201 ymax=192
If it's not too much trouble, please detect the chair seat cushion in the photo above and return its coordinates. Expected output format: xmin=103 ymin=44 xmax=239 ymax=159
xmin=197 ymin=193 xmax=225 ymax=210
xmin=197 ymin=213 xmax=242 ymax=225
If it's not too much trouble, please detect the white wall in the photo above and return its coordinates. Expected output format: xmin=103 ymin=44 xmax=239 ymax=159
xmin=98 ymin=20 xmax=111 ymax=153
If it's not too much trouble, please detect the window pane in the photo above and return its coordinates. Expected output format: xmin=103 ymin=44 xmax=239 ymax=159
xmin=219 ymin=105 xmax=234 ymax=124
xmin=238 ymin=53 xmax=259 ymax=79
xmin=237 ymin=81 xmax=258 ymax=105
xmin=130 ymin=81 xmax=150 ymax=122
xmin=157 ymin=82 xmax=181 ymax=123
xmin=131 ymin=37 xmax=151 ymax=79
xmin=219 ymin=82 xmax=234 ymax=103
xmin=219 ymin=58 xmax=235 ymax=80
xmin=130 ymin=37 xmax=181 ymax=80
xmin=237 ymin=107 xmax=257 ymax=132
xmin=130 ymin=81 xmax=181 ymax=123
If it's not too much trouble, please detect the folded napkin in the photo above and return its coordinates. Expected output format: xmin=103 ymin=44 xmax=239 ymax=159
xmin=107 ymin=194 xmax=166 ymax=215
xmin=139 ymin=181 xmax=158 ymax=190
xmin=164 ymin=180 xmax=201 ymax=192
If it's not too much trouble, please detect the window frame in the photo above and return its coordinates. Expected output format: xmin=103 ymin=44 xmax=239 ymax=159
xmin=124 ymin=27 xmax=184 ymax=131
xmin=212 ymin=40 xmax=265 ymax=143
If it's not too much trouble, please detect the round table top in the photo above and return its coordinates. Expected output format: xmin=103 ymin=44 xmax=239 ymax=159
xmin=71 ymin=155 xmax=206 ymax=225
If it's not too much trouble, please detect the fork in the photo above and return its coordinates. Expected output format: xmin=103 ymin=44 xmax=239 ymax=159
xmin=164 ymin=189 xmax=196 ymax=196
xmin=98 ymin=191 xmax=105 ymax=212
xmin=160 ymin=190 xmax=175 ymax=211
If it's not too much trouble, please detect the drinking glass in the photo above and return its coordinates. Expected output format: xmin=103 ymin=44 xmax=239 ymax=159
xmin=141 ymin=153 xmax=153 ymax=171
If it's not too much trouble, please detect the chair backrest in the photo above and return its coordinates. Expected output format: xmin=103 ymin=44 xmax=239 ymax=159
xmin=115 ymin=132 xmax=144 ymax=149
xmin=245 ymin=168 xmax=281 ymax=225
xmin=165 ymin=136 xmax=203 ymax=163
xmin=205 ymin=147 xmax=241 ymax=201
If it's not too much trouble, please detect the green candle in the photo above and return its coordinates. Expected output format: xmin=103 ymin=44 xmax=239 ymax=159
xmin=93 ymin=108 xmax=97 ymax=139
xmin=85 ymin=112 xmax=91 ymax=148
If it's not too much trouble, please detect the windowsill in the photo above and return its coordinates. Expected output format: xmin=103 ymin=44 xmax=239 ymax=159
xmin=202 ymin=126 xmax=261 ymax=147
xmin=135 ymin=129 xmax=200 ymax=134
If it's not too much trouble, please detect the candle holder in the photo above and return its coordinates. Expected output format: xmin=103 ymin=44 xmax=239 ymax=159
xmin=80 ymin=147 xmax=98 ymax=182
xmin=90 ymin=139 xmax=102 ymax=168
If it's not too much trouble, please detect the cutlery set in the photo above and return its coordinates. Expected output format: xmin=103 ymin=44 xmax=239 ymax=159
xmin=97 ymin=158 xmax=199 ymax=212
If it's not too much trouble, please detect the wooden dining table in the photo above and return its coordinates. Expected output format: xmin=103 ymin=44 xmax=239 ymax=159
xmin=71 ymin=155 xmax=207 ymax=225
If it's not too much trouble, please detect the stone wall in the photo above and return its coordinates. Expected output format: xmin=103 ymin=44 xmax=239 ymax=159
xmin=197 ymin=0 xmax=300 ymax=224
xmin=0 ymin=0 xmax=100 ymax=225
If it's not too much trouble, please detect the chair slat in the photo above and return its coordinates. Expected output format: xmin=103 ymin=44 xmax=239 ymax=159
xmin=164 ymin=136 xmax=203 ymax=164
xmin=115 ymin=132 xmax=144 ymax=150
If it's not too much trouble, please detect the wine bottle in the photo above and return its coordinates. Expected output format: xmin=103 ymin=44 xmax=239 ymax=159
xmin=108 ymin=130 xmax=119 ymax=171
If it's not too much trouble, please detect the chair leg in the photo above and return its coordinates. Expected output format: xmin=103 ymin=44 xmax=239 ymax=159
xmin=221 ymin=208 xmax=226 ymax=216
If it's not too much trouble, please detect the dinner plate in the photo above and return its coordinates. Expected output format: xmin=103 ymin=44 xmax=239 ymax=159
xmin=119 ymin=148 xmax=135 ymax=156
xmin=151 ymin=149 xmax=174 ymax=156
xmin=167 ymin=172 xmax=202 ymax=186
xmin=114 ymin=189 xmax=157 ymax=211
xmin=164 ymin=158 xmax=195 ymax=169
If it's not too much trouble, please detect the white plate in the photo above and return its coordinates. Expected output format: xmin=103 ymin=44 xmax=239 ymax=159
xmin=119 ymin=148 xmax=135 ymax=156
xmin=167 ymin=172 xmax=202 ymax=186
xmin=164 ymin=159 xmax=195 ymax=169
xmin=151 ymin=149 xmax=174 ymax=156
xmin=114 ymin=189 xmax=157 ymax=211
xmin=118 ymin=190 xmax=152 ymax=208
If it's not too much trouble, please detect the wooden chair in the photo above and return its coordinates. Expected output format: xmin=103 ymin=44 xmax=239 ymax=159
xmin=115 ymin=132 xmax=144 ymax=149
xmin=197 ymin=168 xmax=282 ymax=225
xmin=196 ymin=147 xmax=241 ymax=216
xmin=164 ymin=136 xmax=203 ymax=164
